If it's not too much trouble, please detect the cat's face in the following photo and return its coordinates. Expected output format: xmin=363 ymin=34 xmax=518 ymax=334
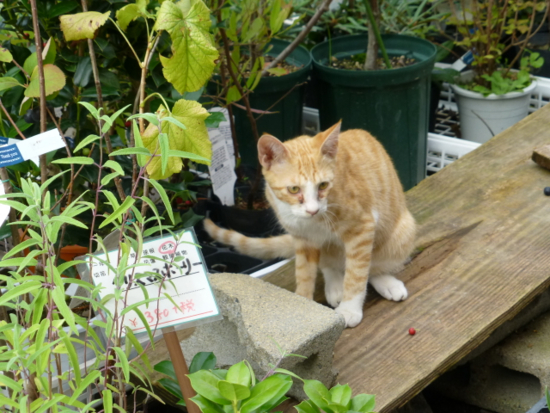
xmin=258 ymin=123 xmax=340 ymax=220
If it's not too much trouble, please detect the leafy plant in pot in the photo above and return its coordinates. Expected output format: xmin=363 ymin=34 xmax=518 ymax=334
xmin=446 ymin=0 xmax=548 ymax=144
xmin=310 ymin=0 xmax=437 ymax=190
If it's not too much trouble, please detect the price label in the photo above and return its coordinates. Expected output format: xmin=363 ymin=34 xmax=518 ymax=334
xmin=77 ymin=229 xmax=220 ymax=334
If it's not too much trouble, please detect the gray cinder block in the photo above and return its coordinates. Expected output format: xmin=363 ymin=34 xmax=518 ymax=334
xmin=180 ymin=273 xmax=346 ymax=400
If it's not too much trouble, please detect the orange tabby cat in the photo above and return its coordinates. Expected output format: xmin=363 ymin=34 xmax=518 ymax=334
xmin=204 ymin=122 xmax=416 ymax=327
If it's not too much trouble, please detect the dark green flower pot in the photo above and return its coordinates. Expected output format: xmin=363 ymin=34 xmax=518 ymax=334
xmin=233 ymin=39 xmax=312 ymax=166
xmin=311 ymin=34 xmax=437 ymax=190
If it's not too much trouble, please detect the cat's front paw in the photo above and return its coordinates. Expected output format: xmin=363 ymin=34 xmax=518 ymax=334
xmin=369 ymin=275 xmax=408 ymax=301
xmin=335 ymin=300 xmax=363 ymax=328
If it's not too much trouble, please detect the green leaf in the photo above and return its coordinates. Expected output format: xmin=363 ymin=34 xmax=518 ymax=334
xmin=161 ymin=116 xmax=187 ymax=130
xmin=127 ymin=112 xmax=159 ymax=126
xmin=141 ymin=100 xmax=211 ymax=179
xmin=110 ymin=147 xmax=151 ymax=157
xmin=101 ymin=172 xmax=121 ymax=186
xmin=159 ymin=132 xmax=169 ymax=175
xmin=303 ymin=380 xmax=332 ymax=413
xmin=329 ymin=384 xmax=352 ymax=407
xmin=190 ymin=394 xmax=225 ymax=413
xmin=158 ymin=378 xmax=184 ymax=399
xmin=60 ymin=11 xmax=111 ymax=41
xmin=2 ymin=238 xmax=40 ymax=260
xmin=74 ymin=134 xmax=101 ymax=152
xmin=0 ymin=77 xmax=22 ymax=93
xmin=104 ymin=160 xmax=124 ymax=176
xmin=47 ymin=1 xmax=79 ymax=18
xmin=226 ymin=361 xmax=251 ymax=387
xmin=0 ymin=280 xmax=41 ymax=306
xmin=74 ymin=56 xmax=92 ymax=87
xmin=217 ymin=380 xmax=251 ymax=402
xmin=189 ymin=352 xmax=217 ymax=373
xmin=99 ymin=196 xmax=135 ymax=229
xmin=188 ymin=370 xmax=230 ymax=405
xmin=350 ymin=394 xmax=375 ymax=413
xmin=102 ymin=389 xmax=113 ymax=413
xmin=295 ymin=400 xmax=322 ymax=413
xmin=148 ymin=179 xmax=174 ymax=225
xmin=240 ymin=375 xmax=293 ymax=413
xmin=116 ymin=0 xmax=150 ymax=31
xmin=78 ymin=101 xmax=99 ymax=119
xmin=154 ymin=0 xmax=219 ymax=94
xmin=205 ymin=112 xmax=226 ymax=128
xmin=113 ymin=347 xmax=130 ymax=382
xmin=167 ymin=149 xmax=210 ymax=164
xmin=25 ymin=64 xmax=66 ymax=97
xmin=226 ymin=85 xmax=241 ymax=104
xmin=0 ymin=46 xmax=13 ymax=63
xmin=52 ymin=157 xmax=95 ymax=165
xmin=154 ymin=360 xmax=177 ymax=381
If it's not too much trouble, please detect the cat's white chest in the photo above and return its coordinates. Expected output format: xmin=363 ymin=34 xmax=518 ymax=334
xmin=279 ymin=212 xmax=339 ymax=247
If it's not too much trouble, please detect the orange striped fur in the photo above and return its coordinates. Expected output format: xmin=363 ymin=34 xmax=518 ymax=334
xmin=204 ymin=122 xmax=416 ymax=327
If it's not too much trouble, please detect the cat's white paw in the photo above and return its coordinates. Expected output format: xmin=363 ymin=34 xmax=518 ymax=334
xmin=370 ymin=275 xmax=408 ymax=301
xmin=335 ymin=295 xmax=364 ymax=328
xmin=325 ymin=282 xmax=343 ymax=308
xmin=335 ymin=303 xmax=363 ymax=328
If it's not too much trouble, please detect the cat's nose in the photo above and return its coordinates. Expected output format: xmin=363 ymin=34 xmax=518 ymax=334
xmin=306 ymin=209 xmax=319 ymax=216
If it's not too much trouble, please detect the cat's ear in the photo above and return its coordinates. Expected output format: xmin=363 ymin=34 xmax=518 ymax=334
xmin=258 ymin=134 xmax=288 ymax=170
xmin=320 ymin=121 xmax=341 ymax=159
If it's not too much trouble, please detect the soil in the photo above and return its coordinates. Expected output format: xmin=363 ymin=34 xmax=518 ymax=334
xmin=329 ymin=53 xmax=416 ymax=70
xmin=263 ymin=54 xmax=302 ymax=76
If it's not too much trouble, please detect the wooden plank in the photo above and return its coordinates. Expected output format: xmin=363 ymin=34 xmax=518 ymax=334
xmin=265 ymin=104 xmax=550 ymax=412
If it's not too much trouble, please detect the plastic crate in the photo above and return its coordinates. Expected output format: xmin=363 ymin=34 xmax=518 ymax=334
xmin=427 ymin=133 xmax=480 ymax=175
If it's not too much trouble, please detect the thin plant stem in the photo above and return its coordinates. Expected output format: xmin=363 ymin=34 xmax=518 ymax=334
xmin=363 ymin=0 xmax=392 ymax=70
xmin=29 ymin=0 xmax=48 ymax=184
xmin=0 ymin=98 xmax=26 ymax=140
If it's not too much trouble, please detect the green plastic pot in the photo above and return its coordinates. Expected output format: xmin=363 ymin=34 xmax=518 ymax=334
xmin=233 ymin=39 xmax=312 ymax=166
xmin=311 ymin=34 xmax=436 ymax=190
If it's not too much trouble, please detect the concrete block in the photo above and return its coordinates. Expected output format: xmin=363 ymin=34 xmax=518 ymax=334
xmin=431 ymin=299 xmax=550 ymax=413
xmin=180 ymin=273 xmax=346 ymax=400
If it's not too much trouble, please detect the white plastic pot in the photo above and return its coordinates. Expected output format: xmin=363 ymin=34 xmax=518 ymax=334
xmin=450 ymin=70 xmax=537 ymax=144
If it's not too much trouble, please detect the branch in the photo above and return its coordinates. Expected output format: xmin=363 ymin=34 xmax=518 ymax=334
xmin=261 ymin=0 xmax=332 ymax=76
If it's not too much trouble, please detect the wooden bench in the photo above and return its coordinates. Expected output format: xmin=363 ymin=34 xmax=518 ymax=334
xmin=263 ymin=103 xmax=550 ymax=412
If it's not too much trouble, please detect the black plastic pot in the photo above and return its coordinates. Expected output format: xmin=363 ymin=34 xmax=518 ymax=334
xmin=233 ymin=39 xmax=312 ymax=166
xmin=311 ymin=34 xmax=437 ymax=190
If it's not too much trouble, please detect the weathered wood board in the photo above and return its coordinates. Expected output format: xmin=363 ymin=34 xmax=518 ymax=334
xmin=264 ymin=103 xmax=550 ymax=412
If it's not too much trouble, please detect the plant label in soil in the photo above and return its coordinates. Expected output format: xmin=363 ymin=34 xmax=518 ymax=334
xmin=77 ymin=229 xmax=221 ymax=335
xmin=208 ymin=107 xmax=236 ymax=206
xmin=0 ymin=129 xmax=65 ymax=167
xmin=0 ymin=184 xmax=9 ymax=227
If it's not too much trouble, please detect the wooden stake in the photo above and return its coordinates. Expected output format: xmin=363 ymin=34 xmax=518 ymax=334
xmin=162 ymin=327 xmax=201 ymax=413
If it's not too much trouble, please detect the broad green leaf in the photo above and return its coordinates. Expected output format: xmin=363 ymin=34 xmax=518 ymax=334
xmin=189 ymin=352 xmax=217 ymax=373
xmin=190 ymin=394 xmax=225 ymax=413
xmin=226 ymin=361 xmax=251 ymax=387
xmin=205 ymin=112 xmax=226 ymax=128
xmin=158 ymin=377 xmax=183 ymax=399
xmin=78 ymin=101 xmax=99 ymax=119
xmin=154 ymin=0 xmax=218 ymax=93
xmin=350 ymin=394 xmax=375 ymax=413
xmin=226 ymin=85 xmax=241 ymax=104
xmin=217 ymin=380 xmax=251 ymax=402
xmin=101 ymin=172 xmax=121 ymax=186
xmin=0 ymin=46 xmax=13 ymax=63
xmin=52 ymin=157 xmax=94 ymax=165
xmin=141 ymin=100 xmax=211 ymax=179
xmin=154 ymin=360 xmax=177 ymax=381
xmin=60 ymin=11 xmax=111 ymax=41
xmin=303 ymin=380 xmax=332 ymax=413
xmin=329 ymin=384 xmax=352 ymax=407
xmin=25 ymin=64 xmax=66 ymax=97
xmin=188 ymin=370 xmax=230 ymax=405
xmin=240 ymin=375 xmax=293 ymax=413
xmin=0 ymin=77 xmax=23 ymax=93
xmin=104 ymin=160 xmax=124 ymax=176
xmin=116 ymin=0 xmax=150 ymax=31
xmin=295 ymin=400 xmax=322 ymax=413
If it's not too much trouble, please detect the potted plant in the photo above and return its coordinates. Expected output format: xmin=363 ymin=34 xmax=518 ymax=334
xmin=310 ymin=0 xmax=438 ymax=190
xmin=445 ymin=0 xmax=548 ymax=143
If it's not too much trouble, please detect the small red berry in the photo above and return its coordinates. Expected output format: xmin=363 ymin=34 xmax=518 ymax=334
xmin=184 ymin=200 xmax=193 ymax=206
xmin=408 ymin=328 xmax=416 ymax=336
xmin=125 ymin=120 xmax=131 ymax=128
xmin=23 ymin=33 xmax=30 ymax=39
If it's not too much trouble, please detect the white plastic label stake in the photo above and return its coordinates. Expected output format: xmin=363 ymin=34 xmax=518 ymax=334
xmin=207 ymin=107 xmax=237 ymax=206
xmin=0 ymin=184 xmax=9 ymax=227
xmin=77 ymin=229 xmax=221 ymax=335
xmin=0 ymin=129 xmax=65 ymax=167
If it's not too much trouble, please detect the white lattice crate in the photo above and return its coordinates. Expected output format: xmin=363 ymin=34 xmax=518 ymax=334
xmin=427 ymin=133 xmax=481 ymax=175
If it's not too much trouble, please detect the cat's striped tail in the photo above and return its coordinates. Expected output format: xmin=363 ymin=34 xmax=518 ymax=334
xmin=203 ymin=218 xmax=295 ymax=260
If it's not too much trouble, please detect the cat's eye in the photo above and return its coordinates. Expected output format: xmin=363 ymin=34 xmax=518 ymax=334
xmin=287 ymin=186 xmax=300 ymax=194
xmin=318 ymin=182 xmax=329 ymax=190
